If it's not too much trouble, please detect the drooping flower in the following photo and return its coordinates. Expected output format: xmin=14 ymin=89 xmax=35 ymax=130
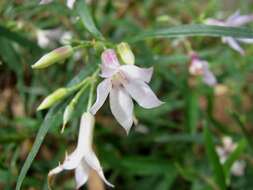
xmin=189 ymin=52 xmax=217 ymax=86
xmin=48 ymin=112 xmax=114 ymax=189
xmin=90 ymin=49 xmax=164 ymax=133
xmin=40 ymin=0 xmax=76 ymax=9
xmin=206 ymin=11 xmax=253 ymax=55
xmin=216 ymin=136 xmax=246 ymax=176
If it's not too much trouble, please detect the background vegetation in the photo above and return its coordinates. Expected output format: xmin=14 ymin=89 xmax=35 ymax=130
xmin=1 ymin=0 xmax=253 ymax=189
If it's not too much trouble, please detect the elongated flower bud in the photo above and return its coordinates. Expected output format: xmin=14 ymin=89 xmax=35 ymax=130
xmin=32 ymin=46 xmax=73 ymax=69
xmin=116 ymin=42 xmax=135 ymax=65
xmin=37 ymin=88 xmax=69 ymax=111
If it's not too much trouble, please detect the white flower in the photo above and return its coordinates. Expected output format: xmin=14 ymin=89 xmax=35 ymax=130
xmin=90 ymin=49 xmax=164 ymax=134
xmin=189 ymin=53 xmax=217 ymax=86
xmin=48 ymin=113 xmax=114 ymax=189
xmin=216 ymin=136 xmax=246 ymax=176
xmin=40 ymin=0 xmax=76 ymax=9
xmin=206 ymin=11 xmax=253 ymax=55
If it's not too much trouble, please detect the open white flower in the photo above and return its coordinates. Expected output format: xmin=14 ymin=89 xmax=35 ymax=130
xmin=206 ymin=11 xmax=253 ymax=55
xmin=48 ymin=113 xmax=114 ymax=189
xmin=189 ymin=52 xmax=217 ymax=86
xmin=40 ymin=0 xmax=76 ymax=9
xmin=90 ymin=49 xmax=164 ymax=133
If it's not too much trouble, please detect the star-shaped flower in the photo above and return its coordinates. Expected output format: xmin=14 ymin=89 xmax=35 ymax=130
xmin=90 ymin=49 xmax=164 ymax=133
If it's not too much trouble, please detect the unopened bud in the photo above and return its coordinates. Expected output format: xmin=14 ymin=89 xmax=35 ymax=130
xmin=101 ymin=49 xmax=120 ymax=68
xmin=62 ymin=103 xmax=74 ymax=133
xmin=116 ymin=42 xmax=135 ymax=65
xmin=32 ymin=46 xmax=73 ymax=69
xmin=37 ymin=88 xmax=69 ymax=111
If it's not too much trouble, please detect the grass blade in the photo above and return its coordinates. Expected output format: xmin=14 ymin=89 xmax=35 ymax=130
xmin=128 ymin=24 xmax=253 ymax=42
xmin=75 ymin=0 xmax=103 ymax=40
xmin=204 ymin=125 xmax=226 ymax=190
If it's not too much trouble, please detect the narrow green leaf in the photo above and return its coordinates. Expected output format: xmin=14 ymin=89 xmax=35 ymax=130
xmin=231 ymin=112 xmax=253 ymax=152
xmin=128 ymin=24 xmax=253 ymax=42
xmin=223 ymin=139 xmax=246 ymax=180
xmin=185 ymin=87 xmax=199 ymax=134
xmin=15 ymin=104 xmax=63 ymax=190
xmin=0 ymin=25 xmax=41 ymax=51
xmin=75 ymin=0 xmax=103 ymax=40
xmin=204 ymin=126 xmax=226 ymax=190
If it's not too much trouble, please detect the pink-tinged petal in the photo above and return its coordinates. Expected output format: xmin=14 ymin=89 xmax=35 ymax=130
xmin=120 ymin=65 xmax=153 ymax=83
xmin=90 ymin=79 xmax=112 ymax=114
xmin=203 ymin=71 xmax=217 ymax=86
xmin=189 ymin=59 xmax=205 ymax=76
xmin=100 ymin=49 xmax=120 ymax=78
xmin=123 ymin=80 xmax=164 ymax=109
xmin=227 ymin=11 xmax=253 ymax=26
xmin=109 ymin=87 xmax=133 ymax=133
xmin=75 ymin=161 xmax=89 ymax=189
xmin=67 ymin=0 xmax=76 ymax=9
xmin=39 ymin=0 xmax=53 ymax=4
xmin=205 ymin=19 xmax=225 ymax=26
xmin=223 ymin=37 xmax=245 ymax=55
xmin=84 ymin=151 xmax=114 ymax=188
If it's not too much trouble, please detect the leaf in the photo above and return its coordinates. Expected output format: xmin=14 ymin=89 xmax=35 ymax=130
xmin=223 ymin=139 xmax=246 ymax=181
xmin=204 ymin=126 xmax=226 ymax=190
xmin=0 ymin=25 xmax=41 ymax=52
xmin=75 ymin=0 xmax=103 ymax=40
xmin=15 ymin=104 xmax=63 ymax=190
xmin=128 ymin=24 xmax=253 ymax=42
xmin=185 ymin=87 xmax=199 ymax=134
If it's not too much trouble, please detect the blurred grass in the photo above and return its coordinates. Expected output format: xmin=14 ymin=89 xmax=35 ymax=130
xmin=1 ymin=0 xmax=253 ymax=189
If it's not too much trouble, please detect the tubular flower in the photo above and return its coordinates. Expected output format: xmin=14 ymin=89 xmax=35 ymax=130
xmin=40 ymin=0 xmax=76 ymax=9
xmin=90 ymin=49 xmax=164 ymax=133
xmin=48 ymin=113 xmax=114 ymax=189
xmin=189 ymin=53 xmax=217 ymax=86
xmin=206 ymin=11 xmax=253 ymax=55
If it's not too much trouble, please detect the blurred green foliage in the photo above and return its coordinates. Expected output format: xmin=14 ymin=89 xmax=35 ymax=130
xmin=1 ymin=0 xmax=253 ymax=190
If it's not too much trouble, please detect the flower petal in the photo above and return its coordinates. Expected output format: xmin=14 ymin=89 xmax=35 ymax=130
xmin=39 ymin=0 xmax=53 ymax=4
xmin=75 ymin=161 xmax=89 ymax=189
xmin=109 ymin=86 xmax=133 ymax=133
xmin=90 ymin=79 xmax=112 ymax=114
xmin=237 ymin=38 xmax=253 ymax=44
xmin=227 ymin=11 xmax=253 ymax=26
xmin=61 ymin=149 xmax=83 ymax=170
xmin=222 ymin=37 xmax=245 ymax=55
xmin=67 ymin=0 xmax=76 ymax=9
xmin=120 ymin=65 xmax=153 ymax=83
xmin=100 ymin=49 xmax=120 ymax=78
xmin=123 ymin=80 xmax=164 ymax=109
xmin=84 ymin=151 xmax=114 ymax=188
xmin=48 ymin=165 xmax=63 ymax=177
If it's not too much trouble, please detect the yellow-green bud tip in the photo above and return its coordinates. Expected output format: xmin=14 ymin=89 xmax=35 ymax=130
xmin=37 ymin=88 xmax=69 ymax=111
xmin=32 ymin=46 xmax=73 ymax=69
xmin=116 ymin=42 xmax=135 ymax=65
